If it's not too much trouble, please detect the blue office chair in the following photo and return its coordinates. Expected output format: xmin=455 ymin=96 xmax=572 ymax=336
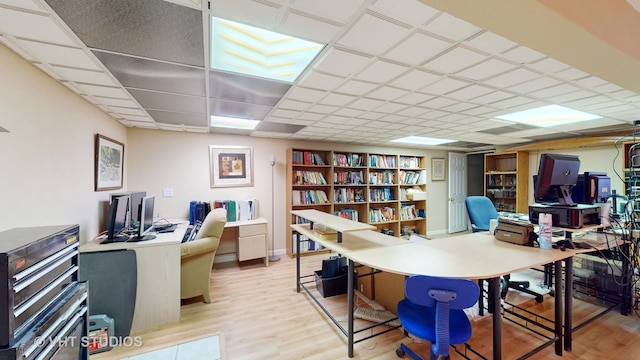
xmin=396 ymin=275 xmax=479 ymax=360
xmin=464 ymin=196 xmax=543 ymax=302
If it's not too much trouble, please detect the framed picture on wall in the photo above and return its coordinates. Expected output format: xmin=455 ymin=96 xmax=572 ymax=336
xmin=431 ymin=158 xmax=445 ymax=181
xmin=210 ymin=145 xmax=254 ymax=188
xmin=94 ymin=134 xmax=124 ymax=191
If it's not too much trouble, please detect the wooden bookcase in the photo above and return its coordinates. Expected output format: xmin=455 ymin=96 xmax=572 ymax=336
xmin=484 ymin=151 xmax=529 ymax=213
xmin=286 ymin=148 xmax=427 ymax=257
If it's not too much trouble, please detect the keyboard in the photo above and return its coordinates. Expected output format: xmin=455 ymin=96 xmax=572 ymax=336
xmin=353 ymin=307 xmax=401 ymax=327
xmin=181 ymin=222 xmax=201 ymax=243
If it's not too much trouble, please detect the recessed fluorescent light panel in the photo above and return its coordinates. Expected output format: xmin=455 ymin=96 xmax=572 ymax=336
xmin=392 ymin=136 xmax=456 ymax=145
xmin=495 ymin=105 xmax=601 ymax=127
xmin=210 ymin=116 xmax=260 ymax=130
xmin=211 ymin=17 xmax=324 ymax=83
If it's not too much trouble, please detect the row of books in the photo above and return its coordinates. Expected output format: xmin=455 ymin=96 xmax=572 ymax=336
xmin=333 ymin=170 xmax=364 ymax=185
xmin=399 ymin=204 xmax=420 ymax=220
xmin=292 ymin=150 xmax=326 ymax=166
xmin=369 ymin=154 xmax=396 ymax=168
xmin=293 ymin=170 xmax=327 ymax=185
xmin=399 ymin=156 xmax=421 ymax=169
xmin=334 ymin=208 xmax=359 ymax=221
xmin=333 ymin=187 xmax=365 ymax=203
xmin=291 ymin=190 xmax=329 ymax=205
xmin=333 ymin=153 xmax=365 ymax=167
xmin=291 ymin=234 xmax=323 ymax=252
xmin=189 ymin=199 xmax=257 ymax=224
xmin=370 ymin=187 xmax=395 ymax=202
xmin=369 ymin=171 xmax=395 ymax=185
xmin=399 ymin=170 xmax=422 ymax=185
xmin=369 ymin=207 xmax=396 ymax=222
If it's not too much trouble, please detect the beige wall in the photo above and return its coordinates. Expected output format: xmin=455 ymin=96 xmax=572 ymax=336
xmin=0 ymin=44 xmax=126 ymax=241
xmin=126 ymin=128 xmax=449 ymax=254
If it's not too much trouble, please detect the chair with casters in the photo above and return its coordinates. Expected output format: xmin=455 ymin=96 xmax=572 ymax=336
xmin=180 ymin=208 xmax=227 ymax=303
xmin=396 ymin=275 xmax=480 ymax=360
xmin=464 ymin=196 xmax=544 ymax=303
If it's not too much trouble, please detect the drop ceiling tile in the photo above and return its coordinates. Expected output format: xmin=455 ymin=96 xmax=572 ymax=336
xmin=446 ymin=84 xmax=493 ymax=100
xmin=319 ymin=93 xmax=357 ymax=106
xmin=489 ymin=96 xmax=535 ymax=109
xmin=573 ymin=76 xmax=608 ymax=88
xmin=464 ymin=31 xmax=517 ymax=54
xmin=297 ymin=112 xmax=326 ymax=121
xmin=278 ymin=99 xmax=312 ymax=111
xmin=456 ymin=58 xmax=516 ymax=81
xmin=286 ymin=86 xmax=327 ymax=103
xmin=291 ymin=0 xmax=366 ymax=24
xmin=0 ymin=0 xmax=44 ymax=11
xmin=129 ymin=89 xmax=206 ymax=114
xmin=390 ymin=69 xmax=441 ymax=90
xmin=75 ymin=83 xmax=129 ymax=98
xmin=396 ymin=106 xmax=430 ymax=117
xmin=437 ymin=112 xmax=467 ymax=122
xmin=209 ymin=71 xmax=290 ymax=106
xmin=18 ymin=39 xmax=100 ymax=69
xmin=420 ymin=78 xmax=471 ymax=95
xmin=529 ymin=57 xmax=571 ymax=74
xmin=210 ymin=0 xmax=281 ymax=28
xmin=271 ymin=108 xmax=303 ymax=118
xmin=420 ymin=97 xmax=457 ymax=109
xmin=355 ymin=60 xmax=410 ymax=83
xmin=554 ymin=67 xmax=590 ymax=81
xmin=348 ymin=98 xmax=385 ymax=111
xmin=471 ymin=91 xmax=513 ymax=104
xmin=366 ymin=86 xmax=409 ymax=101
xmin=333 ymin=108 xmax=364 ymax=117
xmin=371 ymin=0 xmax=439 ymax=27
xmin=312 ymin=47 xmax=372 ymax=77
xmin=298 ymin=70 xmax=346 ymax=91
xmin=422 ymin=12 xmax=480 ymax=41
xmin=462 ymin=106 xmax=498 ymax=116
xmin=592 ymin=83 xmax=624 ymax=93
xmin=335 ymin=80 xmax=379 ymax=95
xmin=551 ymin=90 xmax=599 ymax=103
xmin=483 ymin=68 xmax=541 ymax=88
xmin=508 ymin=77 xmax=561 ymax=94
xmin=109 ymin=106 xmax=148 ymax=116
xmin=529 ymin=83 xmax=580 ymax=98
xmin=0 ymin=7 xmax=75 ymax=45
xmin=500 ymin=46 xmax=546 ymax=64
xmin=93 ymin=96 xmax=139 ymax=108
xmin=358 ymin=111 xmax=386 ymax=120
xmin=337 ymin=12 xmax=410 ymax=56
xmin=384 ymin=31 xmax=453 ymax=65
xmin=395 ymin=92 xmax=434 ymax=105
xmin=307 ymin=104 xmax=338 ymax=114
xmin=563 ymin=95 xmax=611 ymax=107
xmin=50 ymin=66 xmax=115 ymax=86
xmin=375 ymin=102 xmax=408 ymax=113
xmin=279 ymin=11 xmax=340 ymax=44
xmin=210 ymin=99 xmax=274 ymax=119
xmin=423 ymin=47 xmax=487 ymax=74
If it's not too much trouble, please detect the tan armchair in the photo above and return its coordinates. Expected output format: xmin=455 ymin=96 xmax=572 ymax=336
xmin=180 ymin=208 xmax=227 ymax=303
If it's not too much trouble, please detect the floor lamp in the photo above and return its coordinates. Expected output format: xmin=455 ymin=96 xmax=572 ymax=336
xmin=269 ymin=155 xmax=280 ymax=262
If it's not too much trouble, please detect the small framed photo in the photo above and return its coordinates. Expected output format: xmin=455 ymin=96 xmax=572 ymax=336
xmin=431 ymin=158 xmax=445 ymax=181
xmin=210 ymin=145 xmax=253 ymax=188
xmin=95 ymin=134 xmax=124 ymax=191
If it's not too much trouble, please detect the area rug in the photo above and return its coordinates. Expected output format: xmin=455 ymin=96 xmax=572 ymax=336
xmin=123 ymin=334 xmax=223 ymax=360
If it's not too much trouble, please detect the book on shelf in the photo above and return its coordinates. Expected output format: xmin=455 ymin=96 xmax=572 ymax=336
xmin=333 ymin=153 xmax=365 ymax=167
xmin=293 ymin=170 xmax=327 ymax=185
xmin=369 ymin=207 xmax=396 ymax=222
xmin=292 ymin=190 xmax=329 ymax=205
xmin=292 ymin=150 xmax=326 ymax=165
xmin=369 ymin=154 xmax=396 ymax=168
xmin=334 ymin=208 xmax=358 ymax=221
xmin=399 ymin=156 xmax=421 ymax=169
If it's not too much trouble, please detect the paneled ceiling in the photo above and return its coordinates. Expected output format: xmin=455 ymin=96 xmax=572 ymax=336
xmin=1 ymin=0 xmax=640 ymax=151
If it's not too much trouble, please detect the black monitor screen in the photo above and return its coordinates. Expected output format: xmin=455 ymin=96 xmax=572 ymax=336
xmin=137 ymin=195 xmax=156 ymax=241
xmin=107 ymin=195 xmax=129 ymax=240
xmin=534 ymin=153 xmax=580 ymax=205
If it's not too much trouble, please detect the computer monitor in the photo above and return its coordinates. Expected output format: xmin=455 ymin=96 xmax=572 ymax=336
xmin=106 ymin=195 xmax=130 ymax=242
xmin=109 ymin=191 xmax=146 ymax=229
xmin=136 ymin=195 xmax=156 ymax=241
xmin=534 ymin=153 xmax=581 ymax=206
xmin=572 ymin=172 xmax=611 ymax=204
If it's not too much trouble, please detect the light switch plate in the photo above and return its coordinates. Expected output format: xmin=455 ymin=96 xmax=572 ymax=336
xmin=162 ymin=188 xmax=174 ymax=197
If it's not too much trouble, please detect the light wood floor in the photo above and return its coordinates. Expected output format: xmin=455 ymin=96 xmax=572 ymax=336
xmin=92 ymin=253 xmax=640 ymax=360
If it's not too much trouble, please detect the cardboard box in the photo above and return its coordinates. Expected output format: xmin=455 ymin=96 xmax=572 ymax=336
xmin=407 ymin=192 xmax=426 ymax=201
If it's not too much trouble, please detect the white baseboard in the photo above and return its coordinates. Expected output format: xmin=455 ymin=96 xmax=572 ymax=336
xmin=426 ymin=229 xmax=448 ymax=236
xmin=214 ymin=249 xmax=286 ymax=264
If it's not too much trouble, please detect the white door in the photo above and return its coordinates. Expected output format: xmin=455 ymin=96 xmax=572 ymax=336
xmin=448 ymin=152 xmax=467 ymax=233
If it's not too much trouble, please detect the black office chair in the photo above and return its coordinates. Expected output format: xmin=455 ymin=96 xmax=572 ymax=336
xmin=464 ymin=196 xmax=543 ymax=302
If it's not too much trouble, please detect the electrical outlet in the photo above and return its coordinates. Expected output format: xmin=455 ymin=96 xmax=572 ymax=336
xmin=162 ymin=188 xmax=174 ymax=197
xmin=360 ymin=284 xmax=364 ymax=292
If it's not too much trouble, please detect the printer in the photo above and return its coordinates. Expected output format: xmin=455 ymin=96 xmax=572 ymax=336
xmin=529 ymin=203 xmax=601 ymax=229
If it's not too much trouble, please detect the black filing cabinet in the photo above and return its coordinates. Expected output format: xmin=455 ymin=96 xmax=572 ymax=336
xmin=0 ymin=225 xmax=88 ymax=360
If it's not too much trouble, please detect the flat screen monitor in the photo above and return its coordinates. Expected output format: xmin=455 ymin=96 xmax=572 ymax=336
xmin=106 ymin=195 xmax=130 ymax=242
xmin=136 ymin=195 xmax=156 ymax=241
xmin=572 ymin=172 xmax=611 ymax=204
xmin=534 ymin=153 xmax=580 ymax=206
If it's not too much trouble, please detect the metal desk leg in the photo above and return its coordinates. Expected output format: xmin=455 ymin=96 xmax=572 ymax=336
xmin=348 ymin=260 xmax=355 ymax=358
xmin=489 ymin=277 xmax=501 ymax=360
xmin=296 ymin=231 xmax=301 ymax=293
xmin=563 ymin=257 xmax=573 ymax=352
xmin=554 ymin=260 xmax=563 ymax=355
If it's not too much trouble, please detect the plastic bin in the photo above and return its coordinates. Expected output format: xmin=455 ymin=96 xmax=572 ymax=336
xmin=314 ymin=270 xmax=348 ymax=298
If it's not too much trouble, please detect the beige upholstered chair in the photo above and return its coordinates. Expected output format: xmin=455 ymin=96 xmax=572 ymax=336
xmin=180 ymin=208 xmax=227 ymax=303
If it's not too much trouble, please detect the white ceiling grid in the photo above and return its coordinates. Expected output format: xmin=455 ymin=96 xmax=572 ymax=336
xmin=0 ymin=0 xmax=638 ymax=150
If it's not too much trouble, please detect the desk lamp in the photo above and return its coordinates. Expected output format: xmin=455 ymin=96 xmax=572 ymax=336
xmin=269 ymin=155 xmax=280 ymax=262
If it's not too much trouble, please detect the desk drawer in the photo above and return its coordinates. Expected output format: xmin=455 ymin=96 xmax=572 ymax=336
xmin=239 ymin=223 xmax=266 ymax=237
xmin=238 ymin=234 xmax=266 ymax=261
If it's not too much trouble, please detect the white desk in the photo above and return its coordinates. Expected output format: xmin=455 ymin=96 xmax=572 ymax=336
xmin=80 ymin=229 xmax=183 ymax=331
xmin=218 ymin=218 xmax=269 ymax=266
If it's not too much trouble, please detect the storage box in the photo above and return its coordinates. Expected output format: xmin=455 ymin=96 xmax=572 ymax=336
xmin=88 ymin=314 xmax=115 ymax=354
xmin=315 ymin=270 xmax=348 ymax=298
xmin=407 ymin=192 xmax=426 ymax=201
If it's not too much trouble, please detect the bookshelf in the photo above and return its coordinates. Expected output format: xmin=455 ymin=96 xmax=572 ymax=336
xmin=286 ymin=149 xmax=427 ymax=257
xmin=484 ymin=151 xmax=529 ymax=213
